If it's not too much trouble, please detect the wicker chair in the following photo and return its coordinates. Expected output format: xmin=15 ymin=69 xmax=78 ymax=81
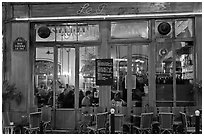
xmin=23 ymin=112 xmax=42 ymax=134
xmin=133 ymin=112 xmax=153 ymax=134
xmin=158 ymin=112 xmax=174 ymax=134
xmin=87 ymin=112 xmax=108 ymax=134
xmin=179 ymin=112 xmax=200 ymax=134
xmin=41 ymin=106 xmax=52 ymax=133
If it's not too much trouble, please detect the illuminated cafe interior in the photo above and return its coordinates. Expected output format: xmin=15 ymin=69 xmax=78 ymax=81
xmin=2 ymin=2 xmax=201 ymax=133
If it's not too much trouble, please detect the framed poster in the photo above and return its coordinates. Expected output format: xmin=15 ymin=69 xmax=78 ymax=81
xmin=95 ymin=59 xmax=113 ymax=86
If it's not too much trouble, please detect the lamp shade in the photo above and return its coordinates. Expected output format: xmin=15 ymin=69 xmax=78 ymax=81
xmin=38 ymin=26 xmax=51 ymax=38
xmin=158 ymin=22 xmax=171 ymax=35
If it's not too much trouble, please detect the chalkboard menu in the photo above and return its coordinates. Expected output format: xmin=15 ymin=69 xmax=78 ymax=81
xmin=96 ymin=59 xmax=113 ymax=86
xmin=13 ymin=37 xmax=27 ymax=51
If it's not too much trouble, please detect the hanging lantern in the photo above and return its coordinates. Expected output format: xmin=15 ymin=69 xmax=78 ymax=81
xmin=158 ymin=22 xmax=171 ymax=35
xmin=38 ymin=26 xmax=51 ymax=38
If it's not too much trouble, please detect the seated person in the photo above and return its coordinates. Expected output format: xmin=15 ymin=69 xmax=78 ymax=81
xmin=81 ymin=91 xmax=92 ymax=107
xmin=63 ymin=90 xmax=74 ymax=108
xmin=111 ymin=92 xmax=126 ymax=107
xmin=57 ymin=87 xmax=69 ymax=108
xmin=81 ymin=91 xmax=92 ymax=114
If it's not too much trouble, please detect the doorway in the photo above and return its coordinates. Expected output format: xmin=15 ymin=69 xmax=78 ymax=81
xmin=110 ymin=44 xmax=149 ymax=108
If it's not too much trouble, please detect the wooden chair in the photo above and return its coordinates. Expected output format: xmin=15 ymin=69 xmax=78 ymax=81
xmin=41 ymin=106 xmax=52 ymax=133
xmin=87 ymin=112 xmax=108 ymax=134
xmin=2 ymin=112 xmax=16 ymax=134
xmin=158 ymin=112 xmax=174 ymax=134
xmin=23 ymin=112 xmax=42 ymax=134
xmin=133 ymin=112 xmax=153 ymax=134
xmin=179 ymin=112 xmax=199 ymax=134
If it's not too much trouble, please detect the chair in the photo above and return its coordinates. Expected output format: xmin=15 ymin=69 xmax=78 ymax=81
xmin=179 ymin=112 xmax=199 ymax=134
xmin=41 ymin=106 xmax=52 ymax=133
xmin=2 ymin=112 xmax=16 ymax=134
xmin=133 ymin=112 xmax=153 ymax=134
xmin=79 ymin=113 xmax=94 ymax=133
xmin=113 ymin=114 xmax=124 ymax=133
xmin=158 ymin=112 xmax=174 ymax=134
xmin=23 ymin=112 xmax=42 ymax=134
xmin=87 ymin=112 xmax=108 ymax=134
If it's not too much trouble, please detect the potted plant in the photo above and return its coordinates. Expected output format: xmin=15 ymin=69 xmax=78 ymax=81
xmin=2 ymin=80 xmax=22 ymax=112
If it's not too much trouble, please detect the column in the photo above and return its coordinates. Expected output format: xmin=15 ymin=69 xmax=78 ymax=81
xmin=98 ymin=21 xmax=111 ymax=111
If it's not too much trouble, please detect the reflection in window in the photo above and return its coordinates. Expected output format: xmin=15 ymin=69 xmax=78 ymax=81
xmin=175 ymin=41 xmax=194 ymax=106
xmin=111 ymin=21 xmax=149 ymax=39
xmin=155 ymin=41 xmax=195 ymax=107
xmin=79 ymin=46 xmax=99 ymax=106
xmin=110 ymin=45 xmax=149 ymax=107
xmin=35 ymin=47 xmax=54 ymax=107
xmin=175 ymin=19 xmax=193 ymax=38
xmin=156 ymin=42 xmax=173 ymax=107
xmin=132 ymin=45 xmax=149 ymax=107
xmin=111 ymin=46 xmax=128 ymax=104
xmin=57 ymin=48 xmax=75 ymax=108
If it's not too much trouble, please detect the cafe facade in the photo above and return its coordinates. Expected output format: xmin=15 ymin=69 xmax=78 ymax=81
xmin=2 ymin=2 xmax=202 ymax=129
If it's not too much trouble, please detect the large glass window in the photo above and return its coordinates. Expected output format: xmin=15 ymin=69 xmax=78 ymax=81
xmin=132 ymin=45 xmax=149 ymax=107
xmin=110 ymin=44 xmax=149 ymax=107
xmin=155 ymin=18 xmax=195 ymax=107
xmin=35 ymin=47 xmax=55 ymax=107
xmin=156 ymin=42 xmax=173 ymax=107
xmin=175 ymin=41 xmax=194 ymax=106
xmin=111 ymin=45 xmax=128 ymax=103
xmin=35 ymin=23 xmax=100 ymax=42
xmin=57 ymin=48 xmax=75 ymax=108
xmin=111 ymin=21 xmax=149 ymax=40
xmin=79 ymin=46 xmax=99 ymax=107
xmin=155 ymin=41 xmax=195 ymax=107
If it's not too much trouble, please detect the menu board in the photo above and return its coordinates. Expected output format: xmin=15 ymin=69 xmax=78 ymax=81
xmin=96 ymin=59 xmax=113 ymax=86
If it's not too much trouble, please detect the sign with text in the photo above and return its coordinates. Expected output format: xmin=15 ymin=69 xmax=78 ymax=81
xmin=13 ymin=37 xmax=27 ymax=51
xmin=96 ymin=59 xmax=113 ymax=86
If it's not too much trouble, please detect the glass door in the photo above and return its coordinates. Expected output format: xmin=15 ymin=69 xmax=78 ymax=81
xmin=56 ymin=47 xmax=75 ymax=109
xmin=132 ymin=44 xmax=149 ymax=108
xmin=34 ymin=47 xmax=54 ymax=108
xmin=111 ymin=44 xmax=149 ymax=108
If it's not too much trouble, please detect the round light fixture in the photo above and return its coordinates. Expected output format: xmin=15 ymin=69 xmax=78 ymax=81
xmin=158 ymin=22 xmax=171 ymax=35
xmin=38 ymin=26 xmax=51 ymax=38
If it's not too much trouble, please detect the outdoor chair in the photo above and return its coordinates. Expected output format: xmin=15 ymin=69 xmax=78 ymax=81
xmin=179 ymin=112 xmax=201 ymax=134
xmin=133 ymin=112 xmax=153 ymax=134
xmin=23 ymin=112 xmax=42 ymax=134
xmin=113 ymin=114 xmax=124 ymax=133
xmin=158 ymin=112 xmax=174 ymax=134
xmin=87 ymin=112 xmax=108 ymax=134
xmin=79 ymin=113 xmax=94 ymax=133
xmin=2 ymin=112 xmax=16 ymax=134
xmin=41 ymin=106 xmax=52 ymax=133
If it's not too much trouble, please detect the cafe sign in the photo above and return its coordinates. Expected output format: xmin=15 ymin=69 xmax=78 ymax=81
xmin=13 ymin=37 xmax=27 ymax=51
xmin=96 ymin=59 xmax=113 ymax=86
